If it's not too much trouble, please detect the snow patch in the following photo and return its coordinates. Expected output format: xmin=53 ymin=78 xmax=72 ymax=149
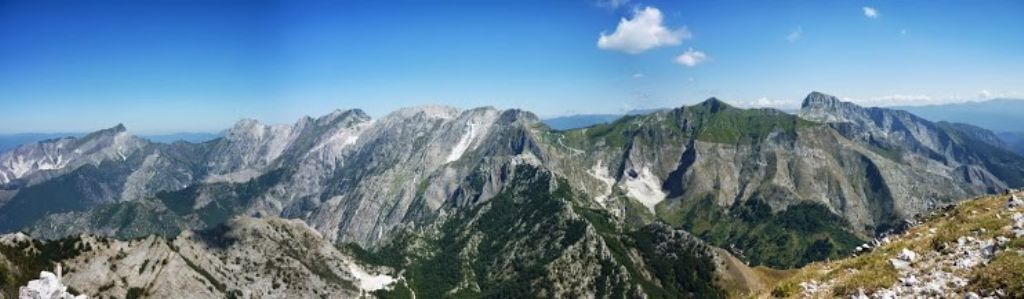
xmin=446 ymin=123 xmax=476 ymax=163
xmin=623 ymin=166 xmax=666 ymax=213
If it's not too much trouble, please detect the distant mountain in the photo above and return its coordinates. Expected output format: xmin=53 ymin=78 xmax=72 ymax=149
xmin=141 ymin=132 xmax=222 ymax=144
xmin=0 ymin=132 xmax=221 ymax=153
xmin=894 ymin=98 xmax=1024 ymax=133
xmin=1000 ymin=132 xmax=1024 ymax=155
xmin=543 ymin=113 xmax=620 ymax=130
xmin=0 ymin=133 xmax=85 ymax=152
xmin=1 ymin=92 xmax=1022 ymax=297
xmin=542 ymin=108 xmax=666 ymax=130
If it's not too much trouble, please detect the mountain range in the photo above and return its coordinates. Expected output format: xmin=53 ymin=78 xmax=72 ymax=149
xmin=542 ymin=109 xmax=667 ymax=131
xmin=547 ymin=99 xmax=1024 ymax=157
xmin=1 ymin=91 xmax=1022 ymax=298
xmin=0 ymin=132 xmax=222 ymax=153
xmin=893 ymin=99 xmax=1024 ymax=134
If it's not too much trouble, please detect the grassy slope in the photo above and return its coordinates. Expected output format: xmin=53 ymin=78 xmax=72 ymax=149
xmin=767 ymin=191 xmax=1024 ymax=297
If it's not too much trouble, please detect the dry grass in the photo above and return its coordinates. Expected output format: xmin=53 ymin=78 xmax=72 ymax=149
xmin=762 ymin=192 xmax=1024 ymax=298
xmin=968 ymin=250 xmax=1024 ymax=296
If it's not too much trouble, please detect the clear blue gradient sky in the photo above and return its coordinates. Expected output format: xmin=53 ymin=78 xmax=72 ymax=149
xmin=1 ymin=0 xmax=1022 ymax=134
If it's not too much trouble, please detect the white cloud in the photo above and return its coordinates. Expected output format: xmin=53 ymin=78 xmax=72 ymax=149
xmin=846 ymin=94 xmax=958 ymax=107
xmin=597 ymin=7 xmax=690 ymax=54
xmin=785 ymin=27 xmax=802 ymax=43
xmin=674 ymin=48 xmax=708 ymax=67
xmin=597 ymin=0 xmax=630 ymax=9
xmin=843 ymin=91 xmax=1024 ymax=107
xmin=863 ymin=7 xmax=879 ymax=18
xmin=738 ymin=97 xmax=801 ymax=110
xmin=874 ymin=94 xmax=932 ymax=104
xmin=632 ymin=73 xmax=644 ymax=79
xmin=979 ymin=89 xmax=992 ymax=98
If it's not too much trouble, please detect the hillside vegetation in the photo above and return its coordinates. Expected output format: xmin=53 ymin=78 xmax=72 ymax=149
xmin=767 ymin=190 xmax=1024 ymax=298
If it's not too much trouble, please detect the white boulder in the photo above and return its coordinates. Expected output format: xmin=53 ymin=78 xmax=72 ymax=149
xmin=18 ymin=271 xmax=86 ymax=299
xmin=898 ymin=248 xmax=918 ymax=263
xmin=1009 ymin=194 xmax=1023 ymax=209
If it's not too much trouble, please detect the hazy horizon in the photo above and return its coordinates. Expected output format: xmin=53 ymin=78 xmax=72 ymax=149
xmin=2 ymin=95 xmax=1023 ymax=136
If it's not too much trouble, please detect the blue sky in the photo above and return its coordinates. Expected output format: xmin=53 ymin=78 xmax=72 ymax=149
xmin=1 ymin=0 xmax=1022 ymax=134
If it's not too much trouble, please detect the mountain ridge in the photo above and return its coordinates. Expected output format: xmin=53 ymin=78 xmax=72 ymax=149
xmin=0 ymin=91 xmax=1022 ymax=297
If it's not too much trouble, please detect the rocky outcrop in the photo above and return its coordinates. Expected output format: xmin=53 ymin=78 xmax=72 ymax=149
xmin=772 ymin=191 xmax=1024 ymax=298
xmin=0 ymin=217 xmax=396 ymax=299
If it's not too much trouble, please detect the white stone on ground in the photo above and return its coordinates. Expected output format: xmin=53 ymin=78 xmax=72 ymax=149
xmin=19 ymin=271 xmax=86 ymax=299
xmin=1009 ymin=194 xmax=1023 ymax=209
xmin=1012 ymin=213 xmax=1024 ymax=237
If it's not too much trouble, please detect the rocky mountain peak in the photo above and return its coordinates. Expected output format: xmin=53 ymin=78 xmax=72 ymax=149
xmin=694 ymin=97 xmax=732 ymax=113
xmin=228 ymin=118 xmax=265 ymax=133
xmin=387 ymin=105 xmax=461 ymax=120
xmin=496 ymin=108 xmax=540 ymax=125
xmin=315 ymin=109 xmax=371 ymax=127
xmin=801 ymin=91 xmax=843 ymax=109
xmin=81 ymin=123 xmax=128 ymax=140
xmin=797 ymin=91 xmax=866 ymax=123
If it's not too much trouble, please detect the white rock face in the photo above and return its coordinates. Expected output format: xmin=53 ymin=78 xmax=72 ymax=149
xmin=446 ymin=123 xmax=477 ymax=163
xmin=0 ymin=125 xmax=144 ymax=186
xmin=346 ymin=260 xmax=397 ymax=291
xmin=623 ymin=166 xmax=666 ymax=213
xmin=18 ymin=271 xmax=86 ymax=299
xmin=586 ymin=160 xmax=615 ymax=207
xmin=204 ymin=119 xmax=301 ymax=182
xmin=297 ymin=106 xmax=508 ymax=245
